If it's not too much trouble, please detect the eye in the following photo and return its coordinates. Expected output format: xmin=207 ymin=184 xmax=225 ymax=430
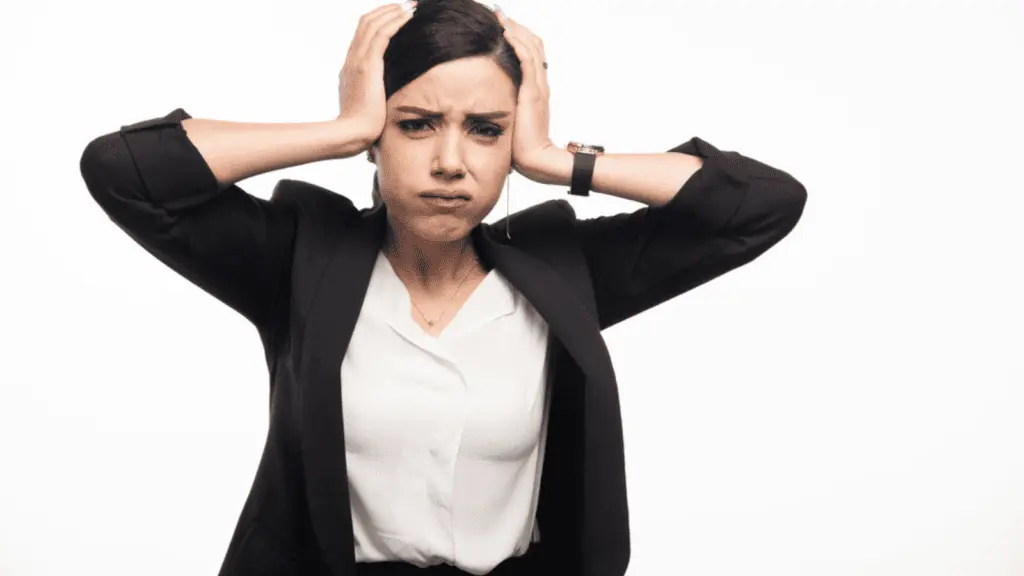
xmin=471 ymin=122 xmax=505 ymax=138
xmin=398 ymin=119 xmax=433 ymax=133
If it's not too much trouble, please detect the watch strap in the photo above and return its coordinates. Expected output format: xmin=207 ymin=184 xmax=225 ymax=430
xmin=569 ymin=149 xmax=598 ymax=197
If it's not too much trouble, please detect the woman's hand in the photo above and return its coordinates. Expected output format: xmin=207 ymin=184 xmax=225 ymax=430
xmin=496 ymin=10 xmax=565 ymax=184
xmin=335 ymin=1 xmax=416 ymax=158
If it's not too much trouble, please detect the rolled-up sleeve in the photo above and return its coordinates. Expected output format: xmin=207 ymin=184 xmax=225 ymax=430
xmin=572 ymin=136 xmax=807 ymax=330
xmin=80 ymin=108 xmax=297 ymax=329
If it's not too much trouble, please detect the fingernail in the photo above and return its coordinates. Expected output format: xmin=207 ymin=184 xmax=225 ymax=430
xmin=493 ymin=4 xmax=504 ymax=15
xmin=401 ymin=1 xmax=416 ymax=14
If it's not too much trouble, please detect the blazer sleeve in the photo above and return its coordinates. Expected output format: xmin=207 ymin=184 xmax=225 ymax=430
xmin=573 ymin=136 xmax=807 ymax=330
xmin=79 ymin=108 xmax=298 ymax=329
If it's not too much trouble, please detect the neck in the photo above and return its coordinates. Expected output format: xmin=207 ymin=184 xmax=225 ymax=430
xmin=382 ymin=221 xmax=480 ymax=291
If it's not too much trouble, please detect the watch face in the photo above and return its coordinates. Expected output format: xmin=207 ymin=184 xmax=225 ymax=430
xmin=569 ymin=142 xmax=604 ymax=155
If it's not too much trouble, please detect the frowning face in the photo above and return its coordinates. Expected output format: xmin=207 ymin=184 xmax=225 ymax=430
xmin=372 ymin=55 xmax=517 ymax=243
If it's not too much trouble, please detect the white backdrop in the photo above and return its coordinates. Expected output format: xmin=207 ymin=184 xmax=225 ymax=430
xmin=4 ymin=0 xmax=1023 ymax=575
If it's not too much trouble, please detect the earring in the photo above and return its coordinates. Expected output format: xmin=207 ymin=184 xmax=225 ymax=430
xmin=367 ymin=150 xmax=375 ymax=163
xmin=505 ymin=171 xmax=512 ymax=240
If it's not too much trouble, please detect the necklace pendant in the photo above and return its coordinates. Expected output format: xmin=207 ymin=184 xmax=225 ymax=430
xmin=426 ymin=319 xmax=436 ymax=326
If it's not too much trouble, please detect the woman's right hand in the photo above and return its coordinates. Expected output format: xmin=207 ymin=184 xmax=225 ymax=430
xmin=335 ymin=1 xmax=416 ymax=157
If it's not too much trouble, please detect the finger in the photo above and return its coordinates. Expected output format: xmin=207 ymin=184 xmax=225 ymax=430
xmin=502 ymin=30 xmax=546 ymax=95
xmin=348 ymin=3 xmax=412 ymax=63
xmin=497 ymin=13 xmax=547 ymax=89
xmin=500 ymin=26 xmax=531 ymax=75
xmin=500 ymin=22 xmax=548 ymax=93
xmin=352 ymin=4 xmax=409 ymax=61
xmin=367 ymin=5 xmax=416 ymax=58
xmin=345 ymin=5 xmax=399 ymax=68
xmin=350 ymin=4 xmax=401 ymax=47
xmin=520 ymin=27 xmax=548 ymax=92
xmin=500 ymin=13 xmax=545 ymax=59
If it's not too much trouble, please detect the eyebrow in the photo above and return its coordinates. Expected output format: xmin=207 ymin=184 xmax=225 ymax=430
xmin=395 ymin=106 xmax=510 ymax=120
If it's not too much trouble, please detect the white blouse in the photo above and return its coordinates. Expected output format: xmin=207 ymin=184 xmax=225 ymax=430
xmin=341 ymin=251 xmax=553 ymax=575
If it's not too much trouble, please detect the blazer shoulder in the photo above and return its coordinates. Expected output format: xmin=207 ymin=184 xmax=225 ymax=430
xmin=488 ymin=198 xmax=576 ymax=239
xmin=270 ymin=178 xmax=363 ymax=226
xmin=486 ymin=197 xmax=589 ymax=275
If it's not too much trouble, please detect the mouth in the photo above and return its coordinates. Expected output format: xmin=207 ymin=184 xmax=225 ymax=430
xmin=419 ymin=190 xmax=471 ymax=208
xmin=420 ymin=190 xmax=471 ymax=201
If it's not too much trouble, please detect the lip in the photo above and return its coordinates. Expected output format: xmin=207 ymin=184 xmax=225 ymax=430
xmin=419 ymin=190 xmax=471 ymax=210
xmin=419 ymin=189 xmax=471 ymax=201
xmin=420 ymin=195 xmax=470 ymax=209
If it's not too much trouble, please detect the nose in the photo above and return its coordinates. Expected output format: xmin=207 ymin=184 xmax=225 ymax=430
xmin=431 ymin=130 xmax=466 ymax=180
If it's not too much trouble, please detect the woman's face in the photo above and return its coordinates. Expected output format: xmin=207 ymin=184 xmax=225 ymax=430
xmin=373 ymin=55 xmax=517 ymax=243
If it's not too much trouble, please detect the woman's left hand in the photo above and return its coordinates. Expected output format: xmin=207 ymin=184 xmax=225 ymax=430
xmin=496 ymin=10 xmax=565 ymax=184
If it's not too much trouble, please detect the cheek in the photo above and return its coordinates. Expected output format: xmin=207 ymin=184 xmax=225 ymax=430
xmin=376 ymin=149 xmax=421 ymax=192
xmin=470 ymin=145 xmax=513 ymax=190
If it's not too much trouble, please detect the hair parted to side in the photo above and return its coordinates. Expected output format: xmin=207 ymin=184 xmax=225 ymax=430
xmin=371 ymin=0 xmax=523 ymax=209
xmin=383 ymin=0 xmax=523 ymax=100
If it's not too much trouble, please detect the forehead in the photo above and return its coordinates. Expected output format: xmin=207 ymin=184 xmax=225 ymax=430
xmin=389 ymin=56 xmax=516 ymax=114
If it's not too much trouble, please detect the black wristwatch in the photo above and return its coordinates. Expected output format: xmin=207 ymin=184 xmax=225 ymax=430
xmin=567 ymin=141 xmax=605 ymax=197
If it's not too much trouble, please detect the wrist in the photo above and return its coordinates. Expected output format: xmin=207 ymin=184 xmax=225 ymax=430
xmin=518 ymin=145 xmax=574 ymax=186
xmin=330 ymin=117 xmax=379 ymax=159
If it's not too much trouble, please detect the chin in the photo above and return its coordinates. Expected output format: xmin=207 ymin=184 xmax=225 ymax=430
xmin=410 ymin=215 xmax=477 ymax=243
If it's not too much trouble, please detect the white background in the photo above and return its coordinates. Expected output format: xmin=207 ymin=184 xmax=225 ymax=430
xmin=4 ymin=0 xmax=1023 ymax=574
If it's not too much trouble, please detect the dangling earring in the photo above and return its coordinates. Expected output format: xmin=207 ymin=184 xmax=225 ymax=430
xmin=505 ymin=170 xmax=512 ymax=240
xmin=367 ymin=149 xmax=375 ymax=163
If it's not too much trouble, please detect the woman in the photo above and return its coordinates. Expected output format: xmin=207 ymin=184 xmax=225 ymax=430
xmin=79 ymin=1 xmax=806 ymax=575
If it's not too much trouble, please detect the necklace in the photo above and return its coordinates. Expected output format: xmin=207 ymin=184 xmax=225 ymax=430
xmin=391 ymin=253 xmax=480 ymax=328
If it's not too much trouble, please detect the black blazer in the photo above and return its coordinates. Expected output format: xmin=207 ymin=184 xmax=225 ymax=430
xmin=79 ymin=108 xmax=807 ymax=576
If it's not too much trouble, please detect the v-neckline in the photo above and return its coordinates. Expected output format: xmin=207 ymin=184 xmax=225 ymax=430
xmin=378 ymin=251 xmax=496 ymax=340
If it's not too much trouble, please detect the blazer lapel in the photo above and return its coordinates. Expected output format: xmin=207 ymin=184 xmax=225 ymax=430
xmin=471 ymin=223 xmax=615 ymax=384
xmin=299 ymin=205 xmax=387 ymax=573
xmin=473 ymin=218 xmax=629 ymax=574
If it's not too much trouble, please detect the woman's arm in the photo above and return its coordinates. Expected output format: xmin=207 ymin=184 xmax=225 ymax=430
xmin=79 ymin=108 xmax=367 ymax=329
xmin=494 ymin=13 xmax=806 ymax=330
xmin=541 ymin=137 xmax=807 ymax=330
xmin=177 ymin=115 xmax=370 ymax=188
xmin=79 ymin=6 xmax=416 ymax=331
xmin=521 ymin=145 xmax=706 ymax=208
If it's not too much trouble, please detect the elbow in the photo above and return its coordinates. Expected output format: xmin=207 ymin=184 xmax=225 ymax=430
xmin=80 ymin=135 xmax=102 ymax=187
xmin=80 ymin=132 xmax=117 ymax=175
xmin=79 ymin=132 xmax=148 ymax=227
xmin=79 ymin=133 xmax=119 ymax=204
xmin=779 ymin=178 xmax=808 ymax=235
xmin=763 ymin=176 xmax=807 ymax=244
xmin=730 ymin=175 xmax=807 ymax=250
xmin=80 ymin=136 xmax=112 ymax=216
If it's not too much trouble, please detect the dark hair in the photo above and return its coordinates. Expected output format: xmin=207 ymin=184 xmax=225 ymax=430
xmin=371 ymin=0 xmax=523 ymax=208
xmin=384 ymin=0 xmax=522 ymax=99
